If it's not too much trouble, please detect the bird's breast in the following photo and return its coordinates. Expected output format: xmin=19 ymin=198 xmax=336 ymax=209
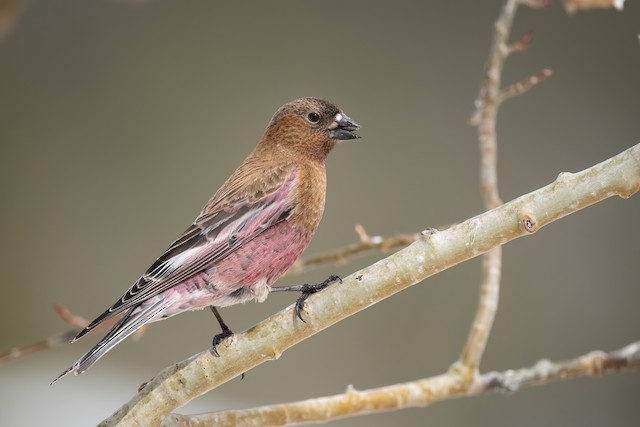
xmin=212 ymin=220 xmax=313 ymax=289
xmin=289 ymin=162 xmax=327 ymax=232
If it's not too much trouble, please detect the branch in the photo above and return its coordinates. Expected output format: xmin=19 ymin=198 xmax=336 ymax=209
xmin=288 ymin=226 xmax=419 ymax=276
xmin=461 ymin=0 xmax=552 ymax=379
xmin=563 ymin=0 xmax=626 ymax=14
xmin=0 ymin=329 xmax=78 ymax=366
xmin=0 ymin=303 xmax=145 ymax=367
xmin=497 ymin=68 xmax=553 ymax=104
xmin=0 ymin=304 xmax=95 ymax=366
xmin=464 ymin=0 xmax=521 ymax=379
xmin=100 ymin=143 xmax=640 ymax=426
xmin=160 ymin=340 xmax=640 ymax=426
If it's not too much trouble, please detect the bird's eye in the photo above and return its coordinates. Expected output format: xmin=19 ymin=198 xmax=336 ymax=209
xmin=307 ymin=112 xmax=320 ymax=123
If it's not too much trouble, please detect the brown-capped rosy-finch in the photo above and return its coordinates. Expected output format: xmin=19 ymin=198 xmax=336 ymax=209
xmin=54 ymin=97 xmax=360 ymax=382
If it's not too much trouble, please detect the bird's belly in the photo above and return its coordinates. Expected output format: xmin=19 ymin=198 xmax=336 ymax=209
xmin=213 ymin=221 xmax=311 ymax=289
xmin=158 ymin=222 xmax=312 ymax=317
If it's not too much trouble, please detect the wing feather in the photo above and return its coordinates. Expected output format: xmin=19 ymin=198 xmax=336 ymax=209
xmin=76 ymin=161 xmax=298 ymax=339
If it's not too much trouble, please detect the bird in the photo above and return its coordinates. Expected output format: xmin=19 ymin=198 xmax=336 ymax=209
xmin=53 ymin=97 xmax=361 ymax=382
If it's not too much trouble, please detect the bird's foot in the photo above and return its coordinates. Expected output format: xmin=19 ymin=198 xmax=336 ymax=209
xmin=211 ymin=328 xmax=234 ymax=357
xmin=294 ymin=274 xmax=342 ymax=322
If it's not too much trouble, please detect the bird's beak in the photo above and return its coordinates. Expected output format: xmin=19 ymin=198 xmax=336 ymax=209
xmin=329 ymin=112 xmax=361 ymax=140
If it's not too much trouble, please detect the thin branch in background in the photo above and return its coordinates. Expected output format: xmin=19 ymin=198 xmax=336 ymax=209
xmin=161 ymin=340 xmax=640 ymax=427
xmin=482 ymin=340 xmax=640 ymax=391
xmin=58 ymin=304 xmax=150 ymax=341
xmin=0 ymin=329 xmax=78 ymax=366
xmin=354 ymin=223 xmax=372 ymax=244
xmin=288 ymin=227 xmax=419 ymax=275
xmin=456 ymin=245 xmax=503 ymax=377
xmin=53 ymin=303 xmax=91 ymax=330
xmin=519 ymin=0 xmax=551 ymax=7
xmin=498 ymin=68 xmax=553 ymax=103
xmin=0 ymin=304 xmax=84 ymax=366
xmin=563 ymin=0 xmax=626 ymax=14
xmin=0 ymin=303 xmax=146 ymax=366
xmin=505 ymin=30 xmax=534 ymax=55
xmin=460 ymin=0 xmax=552 ymax=378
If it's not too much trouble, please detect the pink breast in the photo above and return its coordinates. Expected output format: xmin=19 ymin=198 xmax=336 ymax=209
xmin=213 ymin=221 xmax=312 ymax=287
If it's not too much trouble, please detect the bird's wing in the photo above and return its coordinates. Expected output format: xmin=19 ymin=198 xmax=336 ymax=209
xmin=75 ymin=161 xmax=298 ymax=339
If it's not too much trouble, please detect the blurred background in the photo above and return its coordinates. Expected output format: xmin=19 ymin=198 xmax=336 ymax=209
xmin=1 ymin=1 xmax=639 ymax=425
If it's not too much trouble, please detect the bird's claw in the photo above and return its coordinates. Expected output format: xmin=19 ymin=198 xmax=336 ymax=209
xmin=294 ymin=275 xmax=342 ymax=322
xmin=211 ymin=329 xmax=234 ymax=357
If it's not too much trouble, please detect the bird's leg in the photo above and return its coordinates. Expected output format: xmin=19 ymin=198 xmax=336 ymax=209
xmin=271 ymin=275 xmax=342 ymax=322
xmin=210 ymin=306 xmax=233 ymax=357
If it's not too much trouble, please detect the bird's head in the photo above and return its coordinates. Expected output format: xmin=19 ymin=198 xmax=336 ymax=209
xmin=259 ymin=97 xmax=361 ymax=162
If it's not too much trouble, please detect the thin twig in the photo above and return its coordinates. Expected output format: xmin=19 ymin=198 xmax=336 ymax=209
xmin=456 ymin=246 xmax=502 ymax=378
xmin=462 ymin=0 xmax=551 ymax=379
xmin=563 ymin=0 xmax=626 ymax=15
xmin=53 ymin=303 xmax=91 ymax=330
xmin=498 ymin=68 xmax=553 ymax=104
xmin=0 ymin=303 xmax=143 ymax=366
xmin=0 ymin=329 xmax=79 ymax=366
xmin=0 ymin=304 xmax=85 ymax=366
xmin=289 ymin=228 xmax=419 ymax=275
xmin=482 ymin=340 xmax=640 ymax=391
xmin=505 ymin=31 xmax=534 ymax=55
xmin=161 ymin=340 xmax=640 ymax=426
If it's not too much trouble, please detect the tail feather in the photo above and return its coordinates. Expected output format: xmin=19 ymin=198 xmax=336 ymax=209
xmin=52 ymin=299 xmax=169 ymax=384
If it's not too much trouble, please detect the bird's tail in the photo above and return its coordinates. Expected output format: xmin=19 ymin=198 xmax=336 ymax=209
xmin=52 ymin=299 xmax=169 ymax=384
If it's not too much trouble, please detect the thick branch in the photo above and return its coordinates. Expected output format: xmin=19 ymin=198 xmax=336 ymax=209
xmin=101 ymin=143 xmax=640 ymax=426
xmin=161 ymin=340 xmax=640 ymax=426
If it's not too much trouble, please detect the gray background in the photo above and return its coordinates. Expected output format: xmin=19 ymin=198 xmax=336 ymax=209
xmin=1 ymin=1 xmax=639 ymax=426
